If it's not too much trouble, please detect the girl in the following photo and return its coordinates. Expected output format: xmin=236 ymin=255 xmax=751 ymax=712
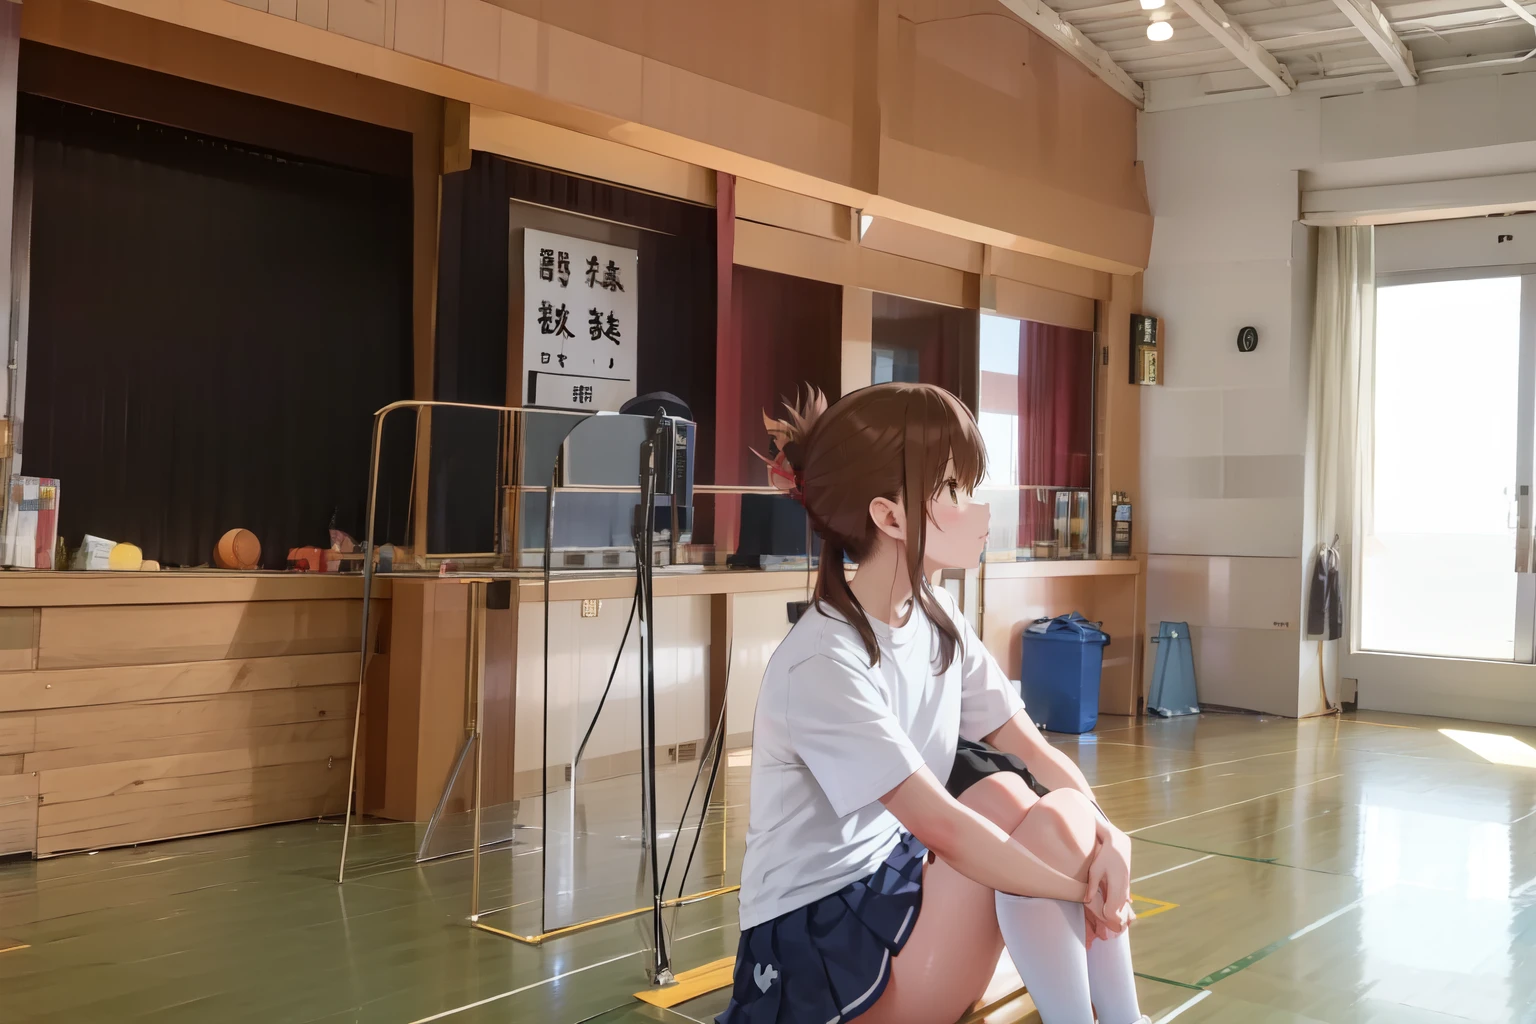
xmin=719 ymin=383 xmax=1146 ymax=1024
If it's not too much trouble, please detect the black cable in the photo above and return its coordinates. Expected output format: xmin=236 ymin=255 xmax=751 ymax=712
xmin=669 ymin=686 xmax=730 ymax=903
xmin=636 ymin=429 xmax=667 ymax=972
xmin=571 ymin=578 xmax=641 ymax=774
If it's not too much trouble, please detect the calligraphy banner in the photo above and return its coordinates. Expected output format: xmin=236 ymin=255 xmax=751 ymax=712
xmin=521 ymin=228 xmax=639 ymax=412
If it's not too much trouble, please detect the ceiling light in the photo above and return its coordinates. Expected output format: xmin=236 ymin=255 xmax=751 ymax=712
xmin=1147 ymin=20 xmax=1173 ymax=40
xmin=1140 ymin=0 xmax=1165 ymax=9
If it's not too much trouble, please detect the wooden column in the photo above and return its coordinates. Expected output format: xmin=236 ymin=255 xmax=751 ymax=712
xmin=1096 ymin=273 xmax=1147 ymax=709
xmin=0 ymin=1 xmax=22 ymax=480
xmin=713 ymin=171 xmax=741 ymax=554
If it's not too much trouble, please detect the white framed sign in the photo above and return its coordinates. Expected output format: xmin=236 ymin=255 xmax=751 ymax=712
xmin=521 ymin=228 xmax=638 ymax=411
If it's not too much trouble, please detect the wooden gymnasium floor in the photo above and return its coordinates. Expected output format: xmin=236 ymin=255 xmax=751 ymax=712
xmin=4 ymin=709 xmax=1536 ymax=1023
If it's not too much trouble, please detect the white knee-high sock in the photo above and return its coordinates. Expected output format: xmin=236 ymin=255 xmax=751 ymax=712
xmin=1085 ymin=927 xmax=1143 ymax=1024
xmin=994 ymin=893 xmax=1095 ymax=1024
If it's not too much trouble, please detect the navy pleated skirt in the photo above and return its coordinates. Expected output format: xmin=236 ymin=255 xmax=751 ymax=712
xmin=715 ymin=833 xmax=926 ymax=1024
xmin=716 ymin=740 xmax=1045 ymax=1024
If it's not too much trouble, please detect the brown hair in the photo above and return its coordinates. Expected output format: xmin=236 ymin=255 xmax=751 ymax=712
xmin=790 ymin=382 xmax=987 ymax=671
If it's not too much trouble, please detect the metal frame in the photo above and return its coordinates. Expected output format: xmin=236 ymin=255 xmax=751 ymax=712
xmin=337 ymin=400 xmax=741 ymax=979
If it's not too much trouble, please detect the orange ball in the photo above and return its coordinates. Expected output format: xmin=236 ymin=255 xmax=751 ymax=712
xmin=214 ymin=529 xmax=261 ymax=570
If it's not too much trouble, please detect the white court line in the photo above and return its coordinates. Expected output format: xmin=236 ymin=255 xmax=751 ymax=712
xmin=1156 ymin=989 xmax=1211 ymax=1021
xmin=1127 ymin=776 xmax=1342 ymax=835
xmin=1132 ymin=855 xmax=1213 ymax=884
xmin=1094 ymin=750 xmax=1294 ymax=790
xmin=406 ymin=950 xmax=644 ymax=1023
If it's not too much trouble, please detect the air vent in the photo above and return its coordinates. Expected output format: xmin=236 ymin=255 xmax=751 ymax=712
xmin=563 ymin=763 xmax=573 ymax=782
xmin=564 ymin=552 xmax=587 ymax=567
xmin=675 ymin=741 xmax=699 ymax=763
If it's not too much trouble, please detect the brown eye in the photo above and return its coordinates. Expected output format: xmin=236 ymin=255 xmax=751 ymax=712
xmin=947 ymin=480 xmax=959 ymax=504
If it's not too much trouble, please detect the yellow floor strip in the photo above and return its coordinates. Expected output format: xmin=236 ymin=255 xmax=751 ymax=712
xmin=634 ymin=956 xmax=736 ymax=1008
xmin=630 ymin=905 xmax=1173 ymax=1017
xmin=0 ymin=939 xmax=29 ymax=955
xmin=1131 ymin=893 xmax=1180 ymax=920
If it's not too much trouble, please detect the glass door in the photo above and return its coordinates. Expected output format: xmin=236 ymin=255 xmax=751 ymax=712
xmin=1361 ymin=273 xmax=1536 ymax=661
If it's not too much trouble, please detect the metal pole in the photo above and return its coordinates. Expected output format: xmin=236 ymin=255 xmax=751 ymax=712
xmin=337 ymin=405 xmax=391 ymax=884
xmin=468 ymin=581 xmax=487 ymax=917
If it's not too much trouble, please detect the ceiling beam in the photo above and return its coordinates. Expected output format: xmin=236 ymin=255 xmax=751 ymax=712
xmin=1329 ymin=0 xmax=1417 ymax=86
xmin=997 ymin=0 xmax=1146 ymax=107
xmin=1168 ymin=0 xmax=1297 ymax=94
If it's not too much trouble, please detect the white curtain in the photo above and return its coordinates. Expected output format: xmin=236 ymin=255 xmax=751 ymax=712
xmin=1304 ymin=226 xmax=1375 ymax=713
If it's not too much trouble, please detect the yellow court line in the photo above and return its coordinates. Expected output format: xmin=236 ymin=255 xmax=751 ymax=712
xmin=634 ymin=956 xmax=736 ymax=1008
xmin=1130 ymin=893 xmax=1179 ymax=920
xmin=0 ymin=939 xmax=27 ymax=955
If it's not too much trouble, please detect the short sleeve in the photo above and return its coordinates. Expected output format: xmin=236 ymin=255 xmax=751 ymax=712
xmin=785 ymin=653 xmax=927 ymax=818
xmin=942 ymin=590 xmax=1026 ymax=741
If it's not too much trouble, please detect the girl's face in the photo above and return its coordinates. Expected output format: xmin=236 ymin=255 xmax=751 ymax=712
xmin=922 ymin=457 xmax=990 ymax=572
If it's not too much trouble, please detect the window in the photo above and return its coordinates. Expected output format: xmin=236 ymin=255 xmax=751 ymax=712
xmin=977 ymin=313 xmax=1094 ymax=559
xmin=1363 ymin=276 xmax=1523 ymax=660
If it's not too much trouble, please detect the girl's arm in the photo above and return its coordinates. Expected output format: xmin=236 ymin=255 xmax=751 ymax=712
xmin=984 ymin=711 xmax=1098 ymax=799
xmin=879 ymin=765 xmax=1091 ymax=904
xmin=986 ymin=711 xmax=1134 ymax=927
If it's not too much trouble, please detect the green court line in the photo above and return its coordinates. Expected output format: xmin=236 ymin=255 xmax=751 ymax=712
xmin=1134 ymin=972 xmax=1203 ymax=992
xmin=1191 ymin=898 xmax=1366 ymax=990
xmin=1131 ymin=836 xmax=1279 ymax=865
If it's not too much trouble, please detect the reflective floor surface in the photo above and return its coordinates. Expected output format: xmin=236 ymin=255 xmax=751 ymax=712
xmin=4 ymin=709 xmax=1536 ymax=1023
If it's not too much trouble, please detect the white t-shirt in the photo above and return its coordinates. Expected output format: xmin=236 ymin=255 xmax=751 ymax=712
xmin=736 ymin=586 xmax=1025 ymax=930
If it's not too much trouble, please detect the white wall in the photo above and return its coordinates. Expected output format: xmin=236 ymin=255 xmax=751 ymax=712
xmin=1138 ymin=96 xmax=1319 ymax=716
xmin=1139 ymin=68 xmax=1536 ymax=724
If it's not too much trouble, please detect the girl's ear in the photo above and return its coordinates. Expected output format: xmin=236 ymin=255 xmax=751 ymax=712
xmin=869 ymin=496 xmax=906 ymax=544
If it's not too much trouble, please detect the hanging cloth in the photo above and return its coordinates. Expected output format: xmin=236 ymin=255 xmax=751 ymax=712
xmin=1305 ymin=537 xmax=1342 ymax=641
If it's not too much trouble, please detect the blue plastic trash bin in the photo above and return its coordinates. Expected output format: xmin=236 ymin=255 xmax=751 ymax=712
xmin=1020 ymin=613 xmax=1111 ymax=734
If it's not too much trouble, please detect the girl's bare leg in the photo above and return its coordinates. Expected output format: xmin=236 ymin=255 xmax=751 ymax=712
xmin=860 ymin=777 xmax=1098 ymax=1024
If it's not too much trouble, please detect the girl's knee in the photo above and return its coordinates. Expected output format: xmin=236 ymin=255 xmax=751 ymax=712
xmin=1012 ymin=790 xmax=1097 ymax=877
xmin=958 ymin=772 xmax=1038 ymax=832
xmin=1037 ymin=790 xmax=1097 ymax=848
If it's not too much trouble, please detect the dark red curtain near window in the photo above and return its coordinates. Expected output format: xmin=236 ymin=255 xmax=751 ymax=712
xmin=1016 ymin=321 xmax=1094 ymax=549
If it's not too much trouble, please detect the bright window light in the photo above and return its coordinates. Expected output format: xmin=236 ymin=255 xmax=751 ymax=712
xmin=1140 ymin=0 xmax=1165 ymax=9
xmin=1441 ymin=728 xmax=1536 ymax=769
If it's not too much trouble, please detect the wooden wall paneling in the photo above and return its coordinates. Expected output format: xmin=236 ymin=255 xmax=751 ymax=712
xmin=27 ymin=717 xmax=353 ymax=775
xmin=36 ymin=761 xmax=348 ymax=857
xmin=418 ymin=582 xmax=469 ymax=819
xmin=0 ymin=713 xmax=34 ymax=755
xmin=468 ymin=106 xmax=715 ymax=206
xmin=841 ymin=286 xmax=873 ymax=396
xmin=383 ymin=580 xmax=428 ymax=821
xmin=37 ymin=599 xmax=364 ymax=669
xmin=0 ymin=608 xmax=37 ymax=671
xmin=981 ymin=276 xmax=1096 ymax=332
xmin=856 ymin=247 xmax=970 ymax=309
xmin=988 ymin=247 xmax=1112 ymax=302
xmin=732 ymin=219 xmax=853 ymax=286
xmin=735 ymin=179 xmax=848 ymax=240
xmin=360 ymin=600 xmax=393 ymax=816
xmin=860 ymin=217 xmax=984 ymax=274
xmin=480 ymin=591 xmax=518 ymax=807
xmin=0 ymin=651 xmax=359 ymax=713
xmin=0 ymin=771 xmax=37 ymax=856
xmin=708 ymin=592 xmax=732 ymax=736
xmin=381 ymin=580 xmax=470 ymax=821
xmin=0 ymin=753 xmax=21 ymax=774
xmin=0 ymin=573 xmax=386 ymax=607
xmin=24 ymin=687 xmax=355 ymax=772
